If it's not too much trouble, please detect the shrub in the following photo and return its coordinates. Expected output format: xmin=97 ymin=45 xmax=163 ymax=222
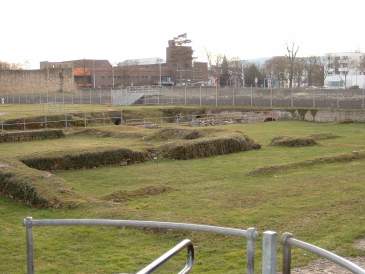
xmin=270 ymin=136 xmax=317 ymax=147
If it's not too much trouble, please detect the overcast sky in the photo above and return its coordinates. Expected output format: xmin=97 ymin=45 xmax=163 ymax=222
xmin=1 ymin=0 xmax=364 ymax=68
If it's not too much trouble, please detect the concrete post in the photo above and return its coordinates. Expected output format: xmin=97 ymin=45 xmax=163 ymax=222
xmin=262 ymin=231 xmax=277 ymax=274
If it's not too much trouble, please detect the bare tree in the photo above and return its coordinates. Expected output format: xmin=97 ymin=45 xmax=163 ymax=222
xmin=286 ymin=42 xmax=299 ymax=88
xmin=0 ymin=61 xmax=22 ymax=70
xmin=264 ymin=56 xmax=288 ymax=88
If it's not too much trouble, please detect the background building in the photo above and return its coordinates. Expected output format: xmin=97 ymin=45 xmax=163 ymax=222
xmin=324 ymin=51 xmax=365 ymax=89
xmin=40 ymin=35 xmax=208 ymax=89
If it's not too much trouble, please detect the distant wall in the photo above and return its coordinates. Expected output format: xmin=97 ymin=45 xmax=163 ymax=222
xmin=0 ymin=69 xmax=76 ymax=93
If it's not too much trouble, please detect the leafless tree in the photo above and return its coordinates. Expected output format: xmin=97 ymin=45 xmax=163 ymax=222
xmin=286 ymin=42 xmax=299 ymax=88
xmin=264 ymin=56 xmax=288 ymax=88
xmin=0 ymin=61 xmax=22 ymax=70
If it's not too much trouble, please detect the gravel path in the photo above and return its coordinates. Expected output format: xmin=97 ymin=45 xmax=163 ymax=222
xmin=288 ymin=257 xmax=365 ymax=273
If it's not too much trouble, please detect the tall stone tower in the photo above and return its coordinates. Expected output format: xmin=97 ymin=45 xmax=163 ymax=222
xmin=166 ymin=34 xmax=193 ymax=84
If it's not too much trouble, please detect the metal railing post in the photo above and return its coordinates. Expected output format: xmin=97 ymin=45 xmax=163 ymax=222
xmin=282 ymin=232 xmax=293 ymax=274
xmin=262 ymin=231 xmax=277 ymax=274
xmin=24 ymin=217 xmax=34 ymax=274
xmin=246 ymin=227 xmax=257 ymax=274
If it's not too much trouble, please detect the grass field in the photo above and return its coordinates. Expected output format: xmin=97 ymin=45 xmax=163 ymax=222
xmin=1 ymin=120 xmax=365 ymax=273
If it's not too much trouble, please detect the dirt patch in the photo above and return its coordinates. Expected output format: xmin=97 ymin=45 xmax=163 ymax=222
xmin=309 ymin=133 xmax=340 ymax=140
xmin=287 ymin=257 xmax=365 ymax=274
xmin=0 ymin=129 xmax=64 ymax=143
xmin=270 ymin=136 xmax=317 ymax=147
xmin=160 ymin=134 xmax=261 ymax=160
xmin=355 ymin=239 xmax=365 ymax=251
xmin=249 ymin=151 xmax=365 ymax=176
xmin=147 ymin=127 xmax=204 ymax=141
xmin=102 ymin=185 xmax=173 ymax=202
xmin=21 ymin=148 xmax=150 ymax=171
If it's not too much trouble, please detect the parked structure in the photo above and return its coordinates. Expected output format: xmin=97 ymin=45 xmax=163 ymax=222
xmin=324 ymin=51 xmax=365 ymax=89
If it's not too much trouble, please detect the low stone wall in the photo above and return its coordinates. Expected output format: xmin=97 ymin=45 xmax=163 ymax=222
xmin=305 ymin=109 xmax=365 ymax=122
xmin=0 ymin=130 xmax=64 ymax=143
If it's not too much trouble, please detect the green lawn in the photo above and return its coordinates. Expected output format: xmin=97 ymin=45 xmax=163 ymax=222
xmin=1 ymin=121 xmax=365 ymax=273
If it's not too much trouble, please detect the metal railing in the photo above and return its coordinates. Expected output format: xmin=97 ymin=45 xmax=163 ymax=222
xmin=136 ymin=239 xmax=194 ymax=274
xmin=282 ymin=232 xmax=365 ymax=274
xmin=23 ymin=217 xmax=258 ymax=274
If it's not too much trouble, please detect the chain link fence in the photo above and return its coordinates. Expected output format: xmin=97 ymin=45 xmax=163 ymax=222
xmin=1 ymin=87 xmax=365 ymax=109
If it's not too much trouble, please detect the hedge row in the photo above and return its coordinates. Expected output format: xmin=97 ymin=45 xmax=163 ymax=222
xmin=160 ymin=134 xmax=261 ymax=160
xmin=0 ymin=129 xmax=64 ymax=143
xmin=22 ymin=148 xmax=150 ymax=170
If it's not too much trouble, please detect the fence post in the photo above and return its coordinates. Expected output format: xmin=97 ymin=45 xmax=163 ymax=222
xmin=1 ymin=121 xmax=3 ymax=132
xmin=23 ymin=118 xmax=26 ymax=131
xmin=215 ymin=85 xmax=218 ymax=107
xmin=270 ymin=86 xmax=273 ymax=108
xmin=89 ymin=89 xmax=92 ymax=104
xmin=282 ymin=232 xmax=293 ymax=274
xmin=199 ymin=85 xmax=202 ymax=107
xmin=24 ymin=217 xmax=34 ymax=274
xmin=262 ymin=231 xmax=277 ymax=274
xmin=44 ymin=115 xmax=48 ymax=129
xmin=250 ymin=85 xmax=253 ymax=107
xmin=246 ymin=227 xmax=257 ymax=274
xmin=290 ymin=89 xmax=294 ymax=108
xmin=232 ymin=87 xmax=235 ymax=106
xmin=184 ymin=86 xmax=187 ymax=105
xmin=65 ymin=114 xmax=68 ymax=128
xmin=312 ymin=89 xmax=316 ymax=108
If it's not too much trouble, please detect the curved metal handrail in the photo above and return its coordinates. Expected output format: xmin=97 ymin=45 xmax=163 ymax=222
xmin=136 ymin=239 xmax=194 ymax=274
xmin=282 ymin=233 xmax=365 ymax=274
xmin=23 ymin=217 xmax=257 ymax=274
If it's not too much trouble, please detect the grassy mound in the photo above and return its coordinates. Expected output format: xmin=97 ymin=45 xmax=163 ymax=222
xmin=309 ymin=133 xmax=340 ymax=140
xmin=0 ymin=129 xmax=64 ymax=143
xmin=249 ymin=151 xmax=365 ymax=176
xmin=0 ymin=159 xmax=81 ymax=207
xmin=21 ymin=147 xmax=150 ymax=171
xmin=160 ymin=134 xmax=260 ymax=160
xmin=102 ymin=185 xmax=173 ymax=202
xmin=270 ymin=136 xmax=317 ymax=147
xmin=147 ymin=127 xmax=204 ymax=141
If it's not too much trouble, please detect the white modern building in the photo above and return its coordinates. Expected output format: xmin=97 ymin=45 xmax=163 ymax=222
xmin=324 ymin=51 xmax=365 ymax=89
